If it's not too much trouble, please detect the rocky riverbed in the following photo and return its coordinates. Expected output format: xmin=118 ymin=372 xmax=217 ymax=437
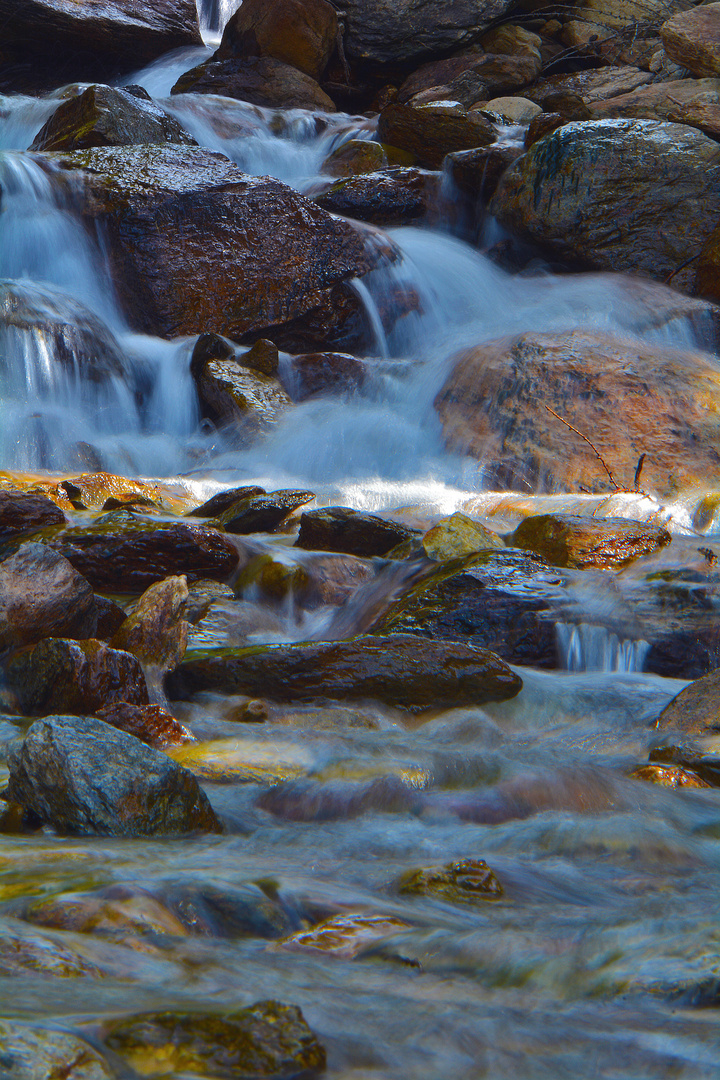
xmin=2 ymin=0 xmax=720 ymax=1077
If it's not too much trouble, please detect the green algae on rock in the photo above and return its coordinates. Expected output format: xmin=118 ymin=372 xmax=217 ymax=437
xmin=398 ymin=859 xmax=504 ymax=903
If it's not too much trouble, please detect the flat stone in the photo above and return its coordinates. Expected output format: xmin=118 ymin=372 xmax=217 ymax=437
xmin=296 ymin=506 xmax=418 ymax=556
xmin=0 ymin=489 xmax=64 ymax=542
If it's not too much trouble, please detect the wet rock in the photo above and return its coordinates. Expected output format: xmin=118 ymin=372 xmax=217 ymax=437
xmin=280 ymin=913 xmax=412 ymax=958
xmin=168 ymin=737 xmax=312 ymax=784
xmin=435 ymin=329 xmax=720 ymax=498
xmin=47 ymin=520 xmax=240 ymax=591
xmin=0 ymin=543 xmax=97 ymax=652
xmin=0 ymin=0 xmax=202 ymax=90
xmin=93 ymin=596 xmax=127 ymax=641
xmin=313 ymin=167 xmax=441 ymax=227
xmin=166 ymin=635 xmax=522 ymax=710
xmin=96 ymin=703 xmax=194 ymax=750
xmin=257 ymin=775 xmax=422 ymax=820
xmin=586 ymin=79 xmax=720 ymax=133
xmin=1 ymin=279 xmax=125 ymax=384
xmin=111 ymin=576 xmax=189 ymax=671
xmin=217 ymin=0 xmax=338 ymax=80
xmin=654 ymin=669 xmax=720 ymax=738
xmin=216 ymin=490 xmax=315 ymax=534
xmin=188 ymin=486 xmax=266 ymax=519
xmin=38 ymin=145 xmax=377 ymax=345
xmin=661 ymin=4 xmax=720 ymax=79
xmin=421 ymin=513 xmax=504 ymax=561
xmin=193 ymin=353 xmax=292 ymax=442
xmin=695 ymin=222 xmax=720 ymax=303
xmin=282 ymin=351 xmax=366 ymax=401
xmin=154 ymin=880 xmax=300 ymax=939
xmin=648 ymin=744 xmax=720 ymax=787
xmin=102 ymin=1002 xmax=325 ymax=1078
xmin=22 ymin=885 xmax=189 ymax=938
xmin=296 ymin=506 xmax=418 ymax=556
xmin=511 ymin=514 xmax=671 ymax=570
xmin=30 ymin=84 xmax=196 ymax=152
xmin=2 ymin=638 xmax=149 ymax=716
xmin=398 ymin=859 xmax=504 ymax=903
xmin=446 ymin=144 xmax=522 ymax=201
xmin=172 ymin=56 xmax=336 ymax=112
xmin=5 ymin=714 xmax=221 ymax=836
xmin=321 ymin=139 xmax=386 ymax=177
xmin=371 ymin=550 xmax=562 ymax=668
xmin=524 ymin=112 xmax=566 ymax=148
xmin=480 ymin=96 xmax=541 ymax=125
xmin=240 ymin=550 xmax=375 ymax=608
xmin=0 ymin=1020 xmax=113 ymax=1080
xmin=185 ymin=580 xmax=236 ymax=624
xmin=528 ymin=67 xmax=654 ymax=113
xmin=378 ymin=101 xmax=495 ymax=169
xmin=492 ymin=119 xmax=720 ymax=290
xmin=60 ymin=472 xmax=163 ymax=511
xmin=0 ymin=489 xmax=64 ymax=543
xmin=631 ymin=763 xmax=711 ymax=788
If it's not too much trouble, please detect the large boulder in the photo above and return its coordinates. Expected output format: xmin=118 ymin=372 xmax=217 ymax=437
xmin=324 ymin=0 xmax=516 ymax=69
xmin=378 ymin=101 xmax=495 ymax=169
xmin=166 ymin=635 xmax=522 ymax=710
xmin=511 ymin=514 xmax=671 ymax=570
xmin=4 ymin=714 xmax=221 ymax=835
xmin=654 ymin=668 xmax=720 ymax=738
xmin=33 ymin=145 xmax=378 ymax=346
xmin=0 ymin=0 xmax=202 ymax=90
xmin=216 ymin=0 xmax=338 ymax=80
xmin=492 ymin=119 xmax=720 ymax=290
xmin=434 ymin=329 xmax=720 ymax=497
xmin=661 ymin=4 xmax=720 ymax=79
xmin=0 ymin=543 xmax=97 ymax=652
xmin=30 ymin=84 xmax=196 ymax=152
xmin=171 ymin=56 xmax=337 ymax=112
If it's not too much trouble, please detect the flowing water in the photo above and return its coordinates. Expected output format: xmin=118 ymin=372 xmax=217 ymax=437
xmin=1 ymin=8 xmax=720 ymax=1077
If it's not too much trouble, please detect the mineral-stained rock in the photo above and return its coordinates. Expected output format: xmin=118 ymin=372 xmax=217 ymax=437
xmin=279 ymin=913 xmax=412 ymax=957
xmin=0 ymin=1020 xmax=113 ymax=1080
xmin=166 ymin=635 xmax=522 ymax=710
xmin=216 ymin=490 xmax=315 ymax=534
xmin=34 ymin=145 xmax=378 ymax=345
xmin=5 ymin=715 xmax=221 ymax=835
xmin=47 ymin=520 xmax=240 ymax=591
xmin=313 ymin=167 xmax=441 ymax=227
xmin=434 ymin=329 xmax=720 ymax=498
xmin=378 ymin=101 xmax=495 ymax=170
xmin=0 ymin=489 xmax=65 ymax=542
xmin=648 ymin=743 xmax=720 ymax=787
xmin=0 ymin=543 xmax=97 ymax=652
xmin=59 ymin=472 xmax=162 ymax=511
xmin=188 ymin=486 xmax=266 ymax=519
xmin=631 ymin=763 xmax=711 ymax=788
xmin=654 ymin=668 xmax=720 ymax=738
xmin=511 ymin=514 xmax=672 ymax=570
xmin=102 ymin=1002 xmax=325 ymax=1078
xmin=172 ymin=56 xmax=336 ymax=112
xmin=194 ymin=355 xmax=292 ymax=440
xmin=111 ymin=575 xmax=189 ymax=671
xmin=421 ymin=513 xmax=503 ymax=561
xmin=30 ymin=84 xmax=196 ymax=151
xmin=0 ymin=0 xmax=202 ymax=90
xmin=296 ymin=507 xmax=418 ymax=556
xmin=398 ymin=859 xmax=504 ymax=903
xmin=217 ymin=0 xmax=338 ymax=80
xmin=3 ymin=638 xmax=149 ymax=716
xmin=95 ymin=702 xmax=194 ymax=749
xmin=491 ymin=119 xmax=720 ymax=290
xmin=661 ymin=4 xmax=720 ymax=79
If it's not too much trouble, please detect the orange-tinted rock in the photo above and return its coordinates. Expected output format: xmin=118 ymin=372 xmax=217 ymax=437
xmin=0 ymin=543 xmax=97 ymax=652
xmin=188 ymin=485 xmax=266 ymax=519
xmin=217 ymin=0 xmax=338 ymax=80
xmin=0 ymin=489 xmax=65 ymax=541
xmin=661 ymin=4 xmax=720 ymax=78
xmin=631 ymin=763 xmax=711 ymax=788
xmin=111 ymin=576 xmax=189 ymax=671
xmin=279 ymin=913 xmax=411 ymax=958
xmin=96 ymin=703 xmax=194 ymax=749
xmin=511 ymin=513 xmax=671 ymax=570
xmin=172 ymin=56 xmax=336 ymax=112
xmin=60 ymin=472 xmax=162 ymax=511
xmin=378 ymin=101 xmax=495 ymax=169
xmin=435 ymin=329 xmax=720 ymax=497
xmin=3 ymin=638 xmax=149 ymax=717
xmin=655 ymin=668 xmax=720 ymax=738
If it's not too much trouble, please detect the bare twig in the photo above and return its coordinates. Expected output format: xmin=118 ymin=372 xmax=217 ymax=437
xmin=633 ymin=453 xmax=646 ymax=491
xmin=545 ymin=405 xmax=621 ymax=490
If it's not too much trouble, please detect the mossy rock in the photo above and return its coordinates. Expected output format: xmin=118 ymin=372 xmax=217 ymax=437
xmin=398 ymin=859 xmax=504 ymax=904
xmin=511 ymin=513 xmax=672 ymax=570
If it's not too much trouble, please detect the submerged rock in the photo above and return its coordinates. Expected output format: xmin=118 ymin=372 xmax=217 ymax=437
xmin=0 ymin=543 xmax=97 ymax=652
xmin=296 ymin=506 xmax=418 ymax=556
xmin=511 ymin=514 xmax=672 ymax=570
xmin=0 ymin=489 xmax=64 ymax=542
xmin=492 ymin=119 xmax=720 ymax=290
xmin=36 ymin=145 xmax=378 ymax=346
xmin=102 ymin=1003 xmax=325 ymax=1078
xmin=398 ymin=859 xmax=504 ymax=903
xmin=3 ymin=637 xmax=148 ymax=716
xmin=0 ymin=1020 xmax=113 ymax=1080
xmin=282 ymin=350 xmax=367 ymax=401
xmin=166 ymin=635 xmax=522 ymax=710
xmin=279 ymin=913 xmax=412 ymax=958
xmin=5 ymin=715 xmax=221 ymax=836
xmin=435 ymin=329 xmax=720 ymax=497
xmin=31 ymin=84 xmax=196 ymax=151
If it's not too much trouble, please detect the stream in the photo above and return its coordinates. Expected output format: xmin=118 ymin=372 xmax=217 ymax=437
xmin=1 ymin=1 xmax=720 ymax=1076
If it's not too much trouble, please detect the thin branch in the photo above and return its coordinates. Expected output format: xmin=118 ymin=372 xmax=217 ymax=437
xmin=633 ymin=453 xmax=646 ymax=491
xmin=545 ymin=405 xmax=621 ymax=490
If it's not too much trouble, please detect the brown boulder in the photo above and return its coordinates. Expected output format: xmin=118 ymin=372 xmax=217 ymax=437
xmin=0 ymin=543 xmax=97 ymax=652
xmin=188 ymin=486 xmax=267 ymax=518
xmin=3 ymin=638 xmax=149 ymax=717
xmin=111 ymin=576 xmax=189 ymax=672
xmin=47 ymin=520 xmax=239 ymax=591
xmin=313 ymin=167 xmax=442 ymax=227
xmin=36 ymin=145 xmax=377 ymax=345
xmin=435 ymin=329 xmax=720 ymax=497
xmin=166 ymin=635 xmax=522 ymax=710
xmin=216 ymin=490 xmax=315 ymax=534
xmin=446 ymin=144 xmax=522 ymax=201
xmin=378 ymin=101 xmax=495 ymax=169
xmin=654 ymin=668 xmax=720 ymax=739
xmin=661 ymin=4 xmax=720 ymax=79
xmin=282 ymin=351 xmax=366 ymax=400
xmin=0 ymin=489 xmax=65 ymax=542
xmin=172 ymin=56 xmax=336 ymax=112
xmin=217 ymin=0 xmax=338 ymax=80
xmin=511 ymin=514 xmax=671 ymax=570
xmin=321 ymin=139 xmax=386 ymax=178
xmin=59 ymin=472 xmax=163 ymax=511
xmin=193 ymin=352 xmax=292 ymax=441
xmin=296 ymin=506 xmax=418 ymax=556
xmin=96 ymin=703 xmax=194 ymax=749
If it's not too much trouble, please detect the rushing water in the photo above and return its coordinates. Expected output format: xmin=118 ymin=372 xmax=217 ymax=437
xmin=1 ymin=18 xmax=720 ymax=1079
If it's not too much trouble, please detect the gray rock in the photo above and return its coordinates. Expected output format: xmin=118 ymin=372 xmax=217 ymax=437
xmin=0 ymin=543 xmax=97 ymax=652
xmin=5 ymin=715 xmax=222 ymax=835
xmin=0 ymin=1020 xmax=112 ymax=1080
